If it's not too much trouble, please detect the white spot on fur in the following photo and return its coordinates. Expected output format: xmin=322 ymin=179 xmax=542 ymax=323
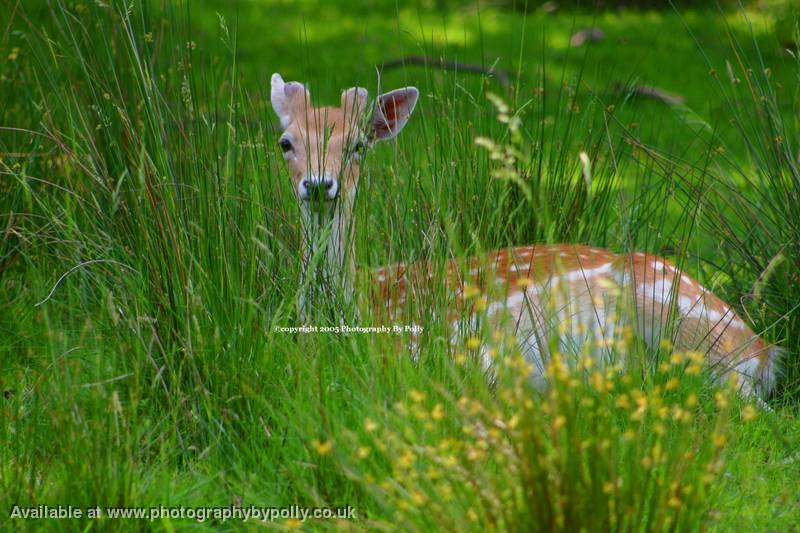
xmin=638 ymin=280 xmax=671 ymax=302
xmin=564 ymin=263 xmax=613 ymax=282
xmin=486 ymin=301 xmax=506 ymax=318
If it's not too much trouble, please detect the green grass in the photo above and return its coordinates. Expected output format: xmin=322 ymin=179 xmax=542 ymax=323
xmin=1 ymin=1 xmax=800 ymax=531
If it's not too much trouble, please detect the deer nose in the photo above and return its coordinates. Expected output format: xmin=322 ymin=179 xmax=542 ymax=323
xmin=300 ymin=177 xmax=337 ymax=200
xmin=302 ymin=179 xmax=333 ymax=191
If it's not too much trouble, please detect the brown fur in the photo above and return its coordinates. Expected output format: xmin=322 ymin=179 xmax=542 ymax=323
xmin=370 ymin=244 xmax=774 ymax=391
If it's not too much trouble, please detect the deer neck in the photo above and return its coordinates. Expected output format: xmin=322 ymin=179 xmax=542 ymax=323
xmin=299 ymin=190 xmax=357 ymax=316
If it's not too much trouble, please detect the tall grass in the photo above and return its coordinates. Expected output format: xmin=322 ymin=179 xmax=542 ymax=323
xmin=335 ymin=331 xmax=737 ymax=532
xmin=0 ymin=1 xmax=797 ymax=531
xmin=2 ymin=0 xmax=287 ymax=520
xmin=673 ymin=12 xmax=800 ymax=402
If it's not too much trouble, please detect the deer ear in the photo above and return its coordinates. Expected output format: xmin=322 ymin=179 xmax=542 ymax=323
xmin=371 ymin=87 xmax=419 ymax=141
xmin=341 ymin=87 xmax=369 ymax=122
xmin=271 ymin=73 xmax=310 ymax=128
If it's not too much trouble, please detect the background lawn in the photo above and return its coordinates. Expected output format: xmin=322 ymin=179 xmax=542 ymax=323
xmin=1 ymin=0 xmax=799 ymax=531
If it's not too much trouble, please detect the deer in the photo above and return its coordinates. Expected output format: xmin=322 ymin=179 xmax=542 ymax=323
xmin=270 ymin=72 xmax=782 ymax=400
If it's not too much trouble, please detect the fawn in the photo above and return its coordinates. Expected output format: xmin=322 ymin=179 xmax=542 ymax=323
xmin=270 ymin=72 xmax=781 ymax=399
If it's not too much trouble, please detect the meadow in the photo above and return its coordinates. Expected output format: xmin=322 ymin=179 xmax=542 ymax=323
xmin=1 ymin=0 xmax=799 ymax=531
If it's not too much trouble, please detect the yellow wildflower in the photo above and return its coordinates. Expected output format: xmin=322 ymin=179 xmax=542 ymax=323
xmin=615 ymin=394 xmax=630 ymax=409
xmin=312 ymin=439 xmax=333 ymax=455
xmin=516 ymin=277 xmax=533 ymax=288
xmin=398 ymin=450 xmax=415 ymax=469
xmin=687 ymin=351 xmax=705 ymax=364
xmin=715 ymin=392 xmax=729 ymax=409
xmin=685 ymin=363 xmax=702 ymax=375
xmin=410 ymin=389 xmax=426 ymax=403
xmin=411 ymin=491 xmax=427 ymax=506
xmin=463 ymin=285 xmax=480 ymax=299
xmin=741 ymin=405 xmax=757 ymax=422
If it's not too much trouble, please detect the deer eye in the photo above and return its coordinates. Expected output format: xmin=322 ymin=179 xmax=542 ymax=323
xmin=351 ymin=140 xmax=367 ymax=156
xmin=278 ymin=137 xmax=293 ymax=153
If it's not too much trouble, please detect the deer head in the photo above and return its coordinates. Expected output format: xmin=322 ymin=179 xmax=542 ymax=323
xmin=271 ymin=72 xmax=418 ymax=205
